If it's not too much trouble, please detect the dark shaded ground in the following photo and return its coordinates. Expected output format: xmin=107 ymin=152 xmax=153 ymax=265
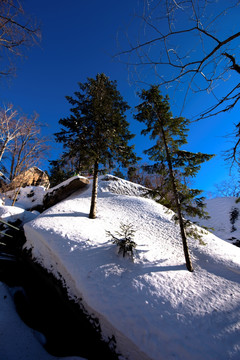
xmin=0 ymin=227 xmax=120 ymax=360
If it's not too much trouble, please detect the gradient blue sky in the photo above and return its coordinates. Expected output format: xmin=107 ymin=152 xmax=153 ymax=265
xmin=1 ymin=0 xmax=239 ymax=196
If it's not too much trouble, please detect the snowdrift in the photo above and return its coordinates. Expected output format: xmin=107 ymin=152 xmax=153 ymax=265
xmin=23 ymin=175 xmax=240 ymax=360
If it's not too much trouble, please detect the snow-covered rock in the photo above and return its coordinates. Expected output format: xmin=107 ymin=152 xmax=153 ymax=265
xmin=4 ymin=185 xmax=46 ymax=210
xmin=43 ymin=175 xmax=89 ymax=210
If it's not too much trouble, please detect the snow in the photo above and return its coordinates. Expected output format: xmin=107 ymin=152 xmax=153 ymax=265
xmin=194 ymin=196 xmax=240 ymax=244
xmin=3 ymin=185 xmax=46 ymax=210
xmin=0 ymin=204 xmax=37 ymax=225
xmin=17 ymin=175 xmax=240 ymax=360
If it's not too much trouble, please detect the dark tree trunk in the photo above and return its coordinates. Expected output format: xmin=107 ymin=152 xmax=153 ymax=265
xmin=159 ymin=120 xmax=194 ymax=272
xmin=89 ymin=161 xmax=99 ymax=219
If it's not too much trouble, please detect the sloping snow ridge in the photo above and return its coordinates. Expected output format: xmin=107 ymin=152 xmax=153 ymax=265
xmin=195 ymin=197 xmax=240 ymax=244
xmin=23 ymin=175 xmax=240 ymax=360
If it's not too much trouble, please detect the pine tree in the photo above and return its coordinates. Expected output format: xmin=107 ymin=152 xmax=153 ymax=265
xmin=135 ymin=85 xmax=214 ymax=272
xmin=55 ymin=73 xmax=138 ymax=218
xmin=48 ymin=158 xmax=76 ymax=188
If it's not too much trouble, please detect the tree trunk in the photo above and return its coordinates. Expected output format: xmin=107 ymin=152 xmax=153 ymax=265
xmin=159 ymin=121 xmax=194 ymax=272
xmin=0 ymin=138 xmax=9 ymax=162
xmin=89 ymin=161 xmax=99 ymax=219
xmin=12 ymin=186 xmax=21 ymax=206
xmin=9 ymin=144 xmax=18 ymax=180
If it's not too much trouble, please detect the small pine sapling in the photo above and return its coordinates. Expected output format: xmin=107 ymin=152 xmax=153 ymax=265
xmin=106 ymin=223 xmax=137 ymax=260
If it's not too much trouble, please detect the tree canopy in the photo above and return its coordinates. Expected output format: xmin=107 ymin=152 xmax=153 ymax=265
xmin=135 ymin=85 xmax=214 ymax=217
xmin=135 ymin=84 xmax=214 ymax=271
xmin=55 ymin=73 xmax=139 ymax=218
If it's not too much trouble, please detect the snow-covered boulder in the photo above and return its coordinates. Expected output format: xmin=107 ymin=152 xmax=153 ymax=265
xmin=4 ymin=186 xmax=46 ymax=211
xmin=43 ymin=175 xmax=89 ymax=210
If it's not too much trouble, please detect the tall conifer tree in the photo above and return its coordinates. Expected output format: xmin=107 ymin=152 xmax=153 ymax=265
xmin=55 ymin=73 xmax=138 ymax=218
xmin=135 ymin=85 xmax=214 ymax=272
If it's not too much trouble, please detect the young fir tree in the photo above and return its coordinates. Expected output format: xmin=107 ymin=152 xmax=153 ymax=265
xmin=135 ymin=85 xmax=214 ymax=272
xmin=55 ymin=73 xmax=138 ymax=219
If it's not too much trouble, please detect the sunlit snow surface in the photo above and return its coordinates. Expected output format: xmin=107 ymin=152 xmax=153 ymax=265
xmin=22 ymin=175 xmax=240 ymax=360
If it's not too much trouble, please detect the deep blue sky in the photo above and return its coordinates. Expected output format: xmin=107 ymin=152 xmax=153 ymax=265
xmin=1 ymin=0 xmax=239 ymax=196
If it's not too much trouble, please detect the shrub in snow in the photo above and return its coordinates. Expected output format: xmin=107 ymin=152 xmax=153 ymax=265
xmin=106 ymin=223 xmax=137 ymax=260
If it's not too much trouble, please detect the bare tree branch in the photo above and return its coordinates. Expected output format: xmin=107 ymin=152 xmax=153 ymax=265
xmin=222 ymin=52 xmax=240 ymax=74
xmin=0 ymin=104 xmax=50 ymax=182
xmin=117 ymin=0 xmax=240 ymax=119
xmin=0 ymin=0 xmax=40 ymax=77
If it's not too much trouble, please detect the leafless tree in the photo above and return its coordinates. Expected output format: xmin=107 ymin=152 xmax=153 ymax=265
xmin=214 ymin=175 xmax=240 ymax=197
xmin=0 ymin=105 xmax=49 ymax=176
xmin=0 ymin=104 xmax=22 ymax=161
xmin=117 ymin=0 xmax=240 ymax=119
xmin=8 ymin=113 xmax=50 ymax=205
xmin=0 ymin=0 xmax=40 ymax=77
xmin=8 ymin=112 xmax=50 ymax=181
xmin=0 ymin=105 xmax=50 ymax=203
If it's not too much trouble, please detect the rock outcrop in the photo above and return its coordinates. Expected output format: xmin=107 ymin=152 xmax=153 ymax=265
xmin=42 ymin=176 xmax=89 ymax=211
xmin=7 ymin=167 xmax=50 ymax=190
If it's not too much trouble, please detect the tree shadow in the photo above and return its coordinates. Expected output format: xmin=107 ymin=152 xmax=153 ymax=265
xmin=42 ymin=238 xmax=240 ymax=359
xmin=42 ymin=212 xmax=89 ymax=218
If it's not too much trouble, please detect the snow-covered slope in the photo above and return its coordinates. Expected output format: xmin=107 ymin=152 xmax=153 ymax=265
xmin=193 ymin=197 xmax=240 ymax=246
xmin=23 ymin=176 xmax=240 ymax=360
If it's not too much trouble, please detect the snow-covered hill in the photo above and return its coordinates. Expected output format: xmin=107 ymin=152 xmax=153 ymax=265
xmin=194 ymin=197 xmax=240 ymax=247
xmin=21 ymin=175 xmax=240 ymax=360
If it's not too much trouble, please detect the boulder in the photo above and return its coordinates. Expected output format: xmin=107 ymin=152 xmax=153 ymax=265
xmin=0 ymin=172 xmax=10 ymax=191
xmin=7 ymin=167 xmax=50 ymax=190
xmin=42 ymin=176 xmax=89 ymax=210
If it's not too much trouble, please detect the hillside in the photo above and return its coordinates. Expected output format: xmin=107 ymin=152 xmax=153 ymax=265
xmin=195 ymin=197 xmax=240 ymax=247
xmin=21 ymin=175 xmax=240 ymax=360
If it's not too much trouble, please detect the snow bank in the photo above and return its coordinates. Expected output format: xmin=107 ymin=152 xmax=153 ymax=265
xmin=23 ymin=176 xmax=240 ymax=360
xmin=0 ymin=204 xmax=37 ymax=225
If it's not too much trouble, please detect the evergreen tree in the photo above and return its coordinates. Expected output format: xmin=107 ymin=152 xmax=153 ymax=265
xmin=135 ymin=85 xmax=214 ymax=272
xmin=55 ymin=73 xmax=138 ymax=218
xmin=48 ymin=158 xmax=75 ymax=188
xmin=112 ymin=167 xmax=125 ymax=179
